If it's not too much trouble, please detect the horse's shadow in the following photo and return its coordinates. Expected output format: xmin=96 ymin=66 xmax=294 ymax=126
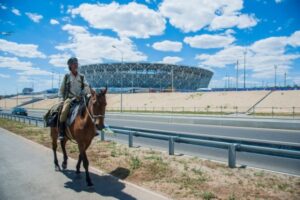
xmin=61 ymin=167 xmax=136 ymax=200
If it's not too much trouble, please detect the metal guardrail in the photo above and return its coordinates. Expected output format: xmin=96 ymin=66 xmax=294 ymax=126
xmin=1 ymin=112 xmax=300 ymax=169
xmin=0 ymin=113 xmax=44 ymax=126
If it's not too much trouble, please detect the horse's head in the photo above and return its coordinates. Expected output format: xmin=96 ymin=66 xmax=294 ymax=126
xmin=89 ymin=86 xmax=107 ymax=130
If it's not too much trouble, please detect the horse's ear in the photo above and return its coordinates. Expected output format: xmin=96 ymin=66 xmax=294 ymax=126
xmin=103 ymin=85 xmax=107 ymax=94
xmin=100 ymin=86 xmax=107 ymax=95
xmin=89 ymin=86 xmax=96 ymax=96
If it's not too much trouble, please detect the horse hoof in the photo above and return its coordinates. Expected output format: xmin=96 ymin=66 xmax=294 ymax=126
xmin=62 ymin=162 xmax=67 ymax=170
xmin=87 ymin=182 xmax=94 ymax=187
xmin=55 ymin=166 xmax=61 ymax=171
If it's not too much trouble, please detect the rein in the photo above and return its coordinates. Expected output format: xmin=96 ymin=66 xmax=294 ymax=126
xmin=83 ymin=96 xmax=105 ymax=124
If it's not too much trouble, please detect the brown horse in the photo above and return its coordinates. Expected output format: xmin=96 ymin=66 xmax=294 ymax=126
xmin=51 ymin=87 xmax=107 ymax=186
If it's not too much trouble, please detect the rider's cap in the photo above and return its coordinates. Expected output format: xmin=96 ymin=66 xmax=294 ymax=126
xmin=67 ymin=57 xmax=78 ymax=66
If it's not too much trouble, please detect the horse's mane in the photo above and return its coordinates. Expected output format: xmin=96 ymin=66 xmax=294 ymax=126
xmin=79 ymin=95 xmax=90 ymax=117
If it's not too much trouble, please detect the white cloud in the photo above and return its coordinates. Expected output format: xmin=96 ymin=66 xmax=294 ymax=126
xmin=25 ymin=12 xmax=43 ymax=23
xmin=184 ymin=34 xmax=235 ymax=49
xmin=159 ymin=0 xmax=258 ymax=32
xmin=60 ymin=4 xmax=64 ymax=14
xmin=195 ymin=31 xmax=300 ymax=79
xmin=0 ymin=56 xmax=51 ymax=76
xmin=11 ymin=8 xmax=21 ymax=16
xmin=152 ymin=40 xmax=182 ymax=52
xmin=275 ymin=0 xmax=283 ymax=3
xmin=195 ymin=45 xmax=245 ymax=68
xmin=210 ymin=14 xmax=257 ymax=30
xmin=0 ymin=39 xmax=46 ymax=58
xmin=160 ymin=56 xmax=183 ymax=64
xmin=56 ymin=24 xmax=147 ymax=65
xmin=70 ymin=2 xmax=166 ymax=38
xmin=50 ymin=19 xmax=59 ymax=25
xmin=288 ymin=30 xmax=300 ymax=47
xmin=17 ymin=68 xmax=52 ymax=76
xmin=0 ymin=73 xmax=10 ymax=78
xmin=0 ymin=4 xmax=7 ymax=10
xmin=250 ymin=36 xmax=287 ymax=55
xmin=49 ymin=53 xmax=71 ymax=68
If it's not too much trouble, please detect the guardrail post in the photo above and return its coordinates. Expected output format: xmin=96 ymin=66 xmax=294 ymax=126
xmin=35 ymin=120 xmax=38 ymax=126
xmin=272 ymin=107 xmax=274 ymax=118
xmin=292 ymin=107 xmax=295 ymax=119
xmin=129 ymin=132 xmax=133 ymax=147
xmin=100 ymin=131 xmax=105 ymax=141
xmin=169 ymin=137 xmax=175 ymax=155
xmin=228 ymin=144 xmax=237 ymax=168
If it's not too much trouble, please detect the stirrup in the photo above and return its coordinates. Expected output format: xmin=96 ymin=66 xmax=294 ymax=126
xmin=59 ymin=135 xmax=64 ymax=141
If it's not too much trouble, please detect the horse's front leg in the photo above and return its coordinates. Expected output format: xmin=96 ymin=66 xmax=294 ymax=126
xmin=60 ymin=139 xmax=68 ymax=170
xmin=76 ymin=154 xmax=82 ymax=174
xmin=81 ymin=151 xmax=93 ymax=186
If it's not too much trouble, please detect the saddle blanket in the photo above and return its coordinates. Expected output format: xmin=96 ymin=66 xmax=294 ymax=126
xmin=44 ymin=99 xmax=84 ymax=127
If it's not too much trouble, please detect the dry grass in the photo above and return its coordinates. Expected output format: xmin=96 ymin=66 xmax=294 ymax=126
xmin=1 ymin=118 xmax=300 ymax=200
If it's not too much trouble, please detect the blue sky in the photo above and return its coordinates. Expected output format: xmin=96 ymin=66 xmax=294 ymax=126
xmin=0 ymin=0 xmax=299 ymax=94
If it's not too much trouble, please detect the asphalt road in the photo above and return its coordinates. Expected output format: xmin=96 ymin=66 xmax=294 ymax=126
xmin=19 ymin=110 xmax=300 ymax=144
xmin=2 ymin=110 xmax=300 ymax=175
xmin=0 ymin=128 xmax=169 ymax=200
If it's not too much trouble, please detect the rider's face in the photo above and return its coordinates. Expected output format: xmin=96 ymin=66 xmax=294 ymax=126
xmin=70 ymin=63 xmax=78 ymax=74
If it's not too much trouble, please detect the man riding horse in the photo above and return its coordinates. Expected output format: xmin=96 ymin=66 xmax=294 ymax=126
xmin=59 ymin=57 xmax=90 ymax=141
xmin=49 ymin=57 xmax=107 ymax=186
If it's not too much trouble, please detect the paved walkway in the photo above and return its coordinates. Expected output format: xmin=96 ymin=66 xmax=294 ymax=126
xmin=0 ymin=128 xmax=169 ymax=200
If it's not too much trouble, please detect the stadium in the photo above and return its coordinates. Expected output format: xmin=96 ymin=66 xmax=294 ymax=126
xmin=79 ymin=63 xmax=213 ymax=91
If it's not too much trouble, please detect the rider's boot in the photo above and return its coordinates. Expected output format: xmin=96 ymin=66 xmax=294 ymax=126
xmin=59 ymin=122 xmax=66 ymax=141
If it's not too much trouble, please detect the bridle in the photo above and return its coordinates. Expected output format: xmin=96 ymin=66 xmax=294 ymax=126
xmin=83 ymin=95 xmax=105 ymax=124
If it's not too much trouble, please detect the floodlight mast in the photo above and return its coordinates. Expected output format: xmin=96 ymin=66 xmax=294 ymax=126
xmin=112 ymin=45 xmax=124 ymax=112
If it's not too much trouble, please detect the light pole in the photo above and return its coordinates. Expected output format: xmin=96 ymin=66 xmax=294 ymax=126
xmin=112 ymin=45 xmax=124 ymax=112
xmin=16 ymin=87 xmax=18 ymax=107
xmin=236 ymin=60 xmax=239 ymax=91
xmin=131 ymin=66 xmax=134 ymax=93
xmin=274 ymin=65 xmax=277 ymax=89
xmin=171 ymin=65 xmax=174 ymax=92
xmin=243 ymin=49 xmax=247 ymax=89
xmin=284 ymin=72 xmax=287 ymax=87
xmin=4 ymin=91 xmax=6 ymax=109
xmin=51 ymin=67 xmax=54 ymax=90
xmin=32 ymin=79 xmax=34 ymax=109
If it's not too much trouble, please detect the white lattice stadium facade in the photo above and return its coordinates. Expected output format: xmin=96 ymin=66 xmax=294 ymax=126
xmin=79 ymin=63 xmax=213 ymax=91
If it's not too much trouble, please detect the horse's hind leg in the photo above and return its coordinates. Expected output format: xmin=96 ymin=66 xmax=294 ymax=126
xmin=60 ymin=139 xmax=68 ymax=170
xmin=51 ymin=129 xmax=60 ymax=171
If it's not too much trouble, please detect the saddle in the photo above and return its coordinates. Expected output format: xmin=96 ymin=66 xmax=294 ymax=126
xmin=44 ymin=97 xmax=86 ymax=127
